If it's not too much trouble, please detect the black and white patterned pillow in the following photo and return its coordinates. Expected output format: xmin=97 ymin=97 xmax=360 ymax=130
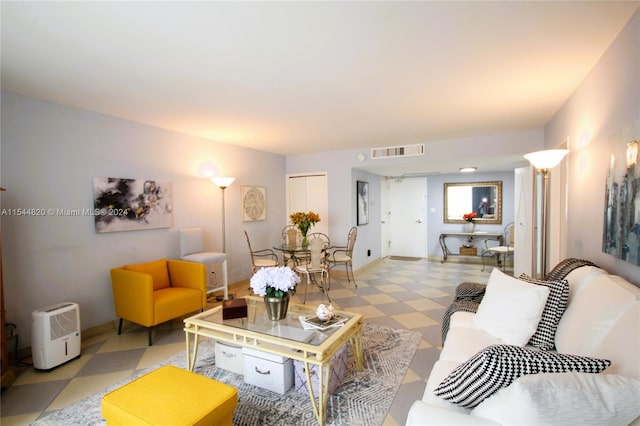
xmin=433 ymin=344 xmax=610 ymax=409
xmin=518 ymin=274 xmax=569 ymax=350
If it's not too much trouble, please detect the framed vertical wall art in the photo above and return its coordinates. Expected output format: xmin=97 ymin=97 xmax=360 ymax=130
xmin=242 ymin=185 xmax=267 ymax=221
xmin=357 ymin=180 xmax=369 ymax=225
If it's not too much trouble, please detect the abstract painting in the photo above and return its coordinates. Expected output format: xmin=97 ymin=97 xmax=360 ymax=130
xmin=602 ymin=139 xmax=639 ymax=266
xmin=93 ymin=177 xmax=173 ymax=233
xmin=357 ymin=180 xmax=369 ymax=226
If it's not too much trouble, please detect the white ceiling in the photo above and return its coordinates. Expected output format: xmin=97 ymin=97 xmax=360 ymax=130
xmin=2 ymin=1 xmax=638 ymax=173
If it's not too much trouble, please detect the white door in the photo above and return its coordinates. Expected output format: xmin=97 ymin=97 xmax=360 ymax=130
xmin=514 ymin=166 xmax=533 ymax=277
xmin=286 ymin=174 xmax=329 ymax=236
xmin=380 ymin=180 xmax=390 ymax=257
xmin=388 ymin=178 xmax=427 ymax=258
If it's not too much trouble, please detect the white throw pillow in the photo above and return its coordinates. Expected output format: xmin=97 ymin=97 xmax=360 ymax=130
xmin=471 ymin=372 xmax=640 ymax=426
xmin=473 ymin=269 xmax=550 ymax=346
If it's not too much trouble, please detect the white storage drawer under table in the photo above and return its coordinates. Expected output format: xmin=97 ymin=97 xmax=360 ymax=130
xmin=215 ymin=341 xmax=244 ymax=375
xmin=242 ymin=347 xmax=294 ymax=394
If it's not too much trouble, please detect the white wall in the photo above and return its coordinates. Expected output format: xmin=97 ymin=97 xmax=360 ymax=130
xmin=1 ymin=91 xmax=286 ymax=347
xmin=286 ymin=131 xmax=542 ymax=269
xmin=545 ymin=9 xmax=639 ymax=285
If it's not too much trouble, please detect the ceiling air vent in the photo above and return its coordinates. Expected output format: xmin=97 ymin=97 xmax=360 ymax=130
xmin=371 ymin=144 xmax=425 ymax=159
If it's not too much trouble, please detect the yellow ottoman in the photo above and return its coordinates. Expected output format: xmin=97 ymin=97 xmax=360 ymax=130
xmin=102 ymin=365 xmax=237 ymax=426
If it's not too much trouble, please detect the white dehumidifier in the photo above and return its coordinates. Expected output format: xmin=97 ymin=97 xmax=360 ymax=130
xmin=32 ymin=302 xmax=81 ymax=370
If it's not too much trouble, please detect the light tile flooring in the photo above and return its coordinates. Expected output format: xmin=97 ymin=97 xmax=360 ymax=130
xmin=1 ymin=258 xmax=497 ymax=425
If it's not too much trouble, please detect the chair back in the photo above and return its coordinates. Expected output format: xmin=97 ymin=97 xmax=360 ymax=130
xmin=179 ymin=227 xmax=204 ymax=257
xmin=244 ymin=230 xmax=256 ymax=262
xmin=282 ymin=225 xmax=299 ymax=245
xmin=346 ymin=226 xmax=357 ymax=255
xmin=505 ymin=222 xmax=515 ymax=247
xmin=287 ymin=229 xmax=299 ymax=247
xmin=309 ymin=238 xmax=326 ymax=268
xmin=307 ymin=232 xmax=330 ymax=247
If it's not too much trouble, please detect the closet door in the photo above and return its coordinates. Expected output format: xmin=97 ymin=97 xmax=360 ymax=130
xmin=286 ymin=174 xmax=329 ymax=236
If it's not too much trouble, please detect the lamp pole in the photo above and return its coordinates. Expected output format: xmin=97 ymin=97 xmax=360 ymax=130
xmin=211 ymin=177 xmax=235 ymax=253
xmin=524 ymin=150 xmax=569 ymax=279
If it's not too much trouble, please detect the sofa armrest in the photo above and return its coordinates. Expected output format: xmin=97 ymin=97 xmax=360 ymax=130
xmin=406 ymin=401 xmax=499 ymax=426
xmin=167 ymin=259 xmax=207 ymax=306
xmin=110 ymin=268 xmax=155 ymax=326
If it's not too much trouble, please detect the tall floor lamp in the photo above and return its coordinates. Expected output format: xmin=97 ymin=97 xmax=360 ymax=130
xmin=524 ymin=149 xmax=569 ymax=279
xmin=211 ymin=177 xmax=235 ymax=253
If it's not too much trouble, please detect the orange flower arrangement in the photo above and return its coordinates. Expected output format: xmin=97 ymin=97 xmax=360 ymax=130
xmin=462 ymin=212 xmax=477 ymax=223
xmin=289 ymin=211 xmax=321 ymax=237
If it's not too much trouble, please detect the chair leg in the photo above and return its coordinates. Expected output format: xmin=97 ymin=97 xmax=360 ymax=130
xmin=323 ymin=271 xmax=331 ymax=302
xmin=347 ymin=263 xmax=357 ymax=288
xmin=303 ymin=272 xmax=309 ymax=304
xmin=118 ymin=318 xmax=123 ymax=335
xmin=148 ymin=327 xmax=153 ymax=346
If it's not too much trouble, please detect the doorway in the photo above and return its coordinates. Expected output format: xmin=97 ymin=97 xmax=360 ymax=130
xmin=385 ymin=178 xmax=427 ymax=258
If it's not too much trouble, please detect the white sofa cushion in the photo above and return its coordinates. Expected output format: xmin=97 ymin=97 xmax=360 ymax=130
xmin=408 ymin=401 xmax=499 ymax=426
xmin=433 ymin=344 xmax=611 ymax=409
xmin=590 ymin=298 xmax=640 ymax=379
xmin=563 ymin=265 xmax=605 ymax=301
xmin=555 ymin=273 xmax=637 ymax=356
xmin=439 ymin=324 xmax=504 ymax=364
xmin=471 ymin=372 xmax=640 ymax=426
xmin=473 ymin=269 xmax=550 ymax=346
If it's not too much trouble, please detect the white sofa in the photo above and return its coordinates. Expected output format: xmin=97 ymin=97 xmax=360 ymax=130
xmin=406 ymin=263 xmax=640 ymax=425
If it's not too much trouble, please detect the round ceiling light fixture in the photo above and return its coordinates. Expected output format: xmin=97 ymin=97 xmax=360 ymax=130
xmin=459 ymin=167 xmax=477 ymax=173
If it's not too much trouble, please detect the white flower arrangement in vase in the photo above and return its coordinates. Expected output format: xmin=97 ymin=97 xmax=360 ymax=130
xmin=250 ymin=266 xmax=300 ymax=298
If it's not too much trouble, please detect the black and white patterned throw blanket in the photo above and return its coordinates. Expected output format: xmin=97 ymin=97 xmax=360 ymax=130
xmin=440 ymin=258 xmax=599 ymax=343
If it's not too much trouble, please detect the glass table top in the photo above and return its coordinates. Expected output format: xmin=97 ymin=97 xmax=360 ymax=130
xmin=198 ymin=297 xmax=352 ymax=347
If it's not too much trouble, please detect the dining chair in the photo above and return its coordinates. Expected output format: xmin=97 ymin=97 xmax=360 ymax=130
xmin=307 ymin=232 xmax=330 ymax=247
xmin=294 ymin=236 xmax=330 ymax=303
xmin=481 ymin=222 xmax=515 ymax=271
xmin=178 ymin=227 xmax=228 ymax=300
xmin=281 ymin=225 xmax=302 ymax=267
xmin=326 ymin=226 xmax=357 ymax=288
xmin=244 ymin=230 xmax=280 ymax=274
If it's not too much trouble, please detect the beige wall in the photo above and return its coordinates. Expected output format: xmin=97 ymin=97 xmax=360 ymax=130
xmin=545 ymin=9 xmax=639 ymax=285
xmin=1 ymin=91 xmax=287 ymax=347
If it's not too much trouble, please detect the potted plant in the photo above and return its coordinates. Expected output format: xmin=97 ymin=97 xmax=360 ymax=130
xmin=462 ymin=212 xmax=477 ymax=232
xmin=250 ymin=266 xmax=301 ymax=320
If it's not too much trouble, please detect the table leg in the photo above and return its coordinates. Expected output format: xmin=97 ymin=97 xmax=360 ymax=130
xmin=439 ymin=234 xmax=449 ymax=263
xmin=350 ymin=324 xmax=365 ymax=371
xmin=184 ymin=328 xmax=200 ymax=372
xmin=303 ymin=359 xmax=331 ymax=426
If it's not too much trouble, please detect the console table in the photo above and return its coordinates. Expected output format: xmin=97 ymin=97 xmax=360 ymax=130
xmin=439 ymin=231 xmax=503 ymax=263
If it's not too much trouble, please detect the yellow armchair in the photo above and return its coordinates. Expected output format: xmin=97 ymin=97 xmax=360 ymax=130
xmin=110 ymin=258 xmax=207 ymax=345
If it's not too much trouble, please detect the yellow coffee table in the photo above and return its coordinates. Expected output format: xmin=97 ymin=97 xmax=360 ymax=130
xmin=184 ymin=296 xmax=364 ymax=425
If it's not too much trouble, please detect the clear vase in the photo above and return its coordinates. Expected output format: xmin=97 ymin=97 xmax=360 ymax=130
xmin=301 ymin=229 xmax=309 ymax=246
xmin=264 ymin=294 xmax=290 ymax=321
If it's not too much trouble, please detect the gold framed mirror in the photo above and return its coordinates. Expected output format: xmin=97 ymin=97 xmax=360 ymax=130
xmin=444 ymin=181 xmax=502 ymax=224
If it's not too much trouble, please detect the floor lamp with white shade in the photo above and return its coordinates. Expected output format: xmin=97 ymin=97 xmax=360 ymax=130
xmin=524 ymin=149 xmax=569 ymax=279
xmin=211 ymin=177 xmax=235 ymax=253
